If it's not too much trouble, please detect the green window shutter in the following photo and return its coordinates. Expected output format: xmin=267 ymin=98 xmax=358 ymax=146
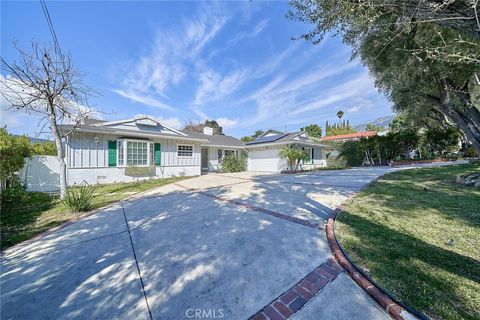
xmin=311 ymin=148 xmax=314 ymax=164
xmin=108 ymin=140 xmax=117 ymax=167
xmin=154 ymin=143 xmax=161 ymax=165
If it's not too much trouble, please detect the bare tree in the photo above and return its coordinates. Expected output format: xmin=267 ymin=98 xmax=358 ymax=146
xmin=183 ymin=120 xmax=204 ymax=133
xmin=1 ymin=42 xmax=95 ymax=198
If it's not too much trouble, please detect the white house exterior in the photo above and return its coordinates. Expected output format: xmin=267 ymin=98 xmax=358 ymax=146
xmin=59 ymin=117 xmax=208 ymax=185
xmin=57 ymin=117 xmax=328 ymax=186
xmin=181 ymin=128 xmax=245 ymax=172
xmin=245 ymin=130 xmax=328 ymax=172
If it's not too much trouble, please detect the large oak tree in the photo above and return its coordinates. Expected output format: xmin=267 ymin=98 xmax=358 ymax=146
xmin=289 ymin=0 xmax=480 ymax=154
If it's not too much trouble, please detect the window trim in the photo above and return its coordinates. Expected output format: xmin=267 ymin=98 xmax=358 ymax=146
xmin=116 ymin=138 xmax=154 ymax=167
xmin=177 ymin=144 xmax=194 ymax=158
xmin=224 ymin=149 xmax=236 ymax=157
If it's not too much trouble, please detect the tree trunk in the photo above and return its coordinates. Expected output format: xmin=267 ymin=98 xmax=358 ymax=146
xmin=438 ymin=79 xmax=480 ymax=155
xmin=49 ymin=108 xmax=67 ymax=199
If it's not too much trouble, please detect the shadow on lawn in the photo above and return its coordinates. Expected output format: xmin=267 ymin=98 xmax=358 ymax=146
xmin=337 ymin=211 xmax=480 ymax=320
xmin=365 ymin=173 xmax=480 ymax=229
xmin=1 ymin=192 xmax=57 ymax=249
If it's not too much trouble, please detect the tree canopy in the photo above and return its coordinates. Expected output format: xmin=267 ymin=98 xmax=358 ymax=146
xmin=32 ymin=141 xmax=57 ymax=156
xmin=365 ymin=124 xmax=385 ymax=132
xmin=240 ymin=129 xmax=265 ymax=142
xmin=326 ymin=120 xmax=356 ymax=136
xmin=183 ymin=119 xmax=224 ymax=135
xmin=300 ymin=124 xmax=322 ymax=138
xmin=0 ymin=128 xmax=32 ymax=192
xmin=289 ymin=0 xmax=480 ymax=154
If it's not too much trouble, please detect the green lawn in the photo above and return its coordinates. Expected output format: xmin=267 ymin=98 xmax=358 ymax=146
xmin=1 ymin=177 xmax=186 ymax=250
xmin=336 ymin=162 xmax=480 ymax=320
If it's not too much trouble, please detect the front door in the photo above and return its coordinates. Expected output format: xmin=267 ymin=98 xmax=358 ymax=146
xmin=201 ymin=148 xmax=208 ymax=170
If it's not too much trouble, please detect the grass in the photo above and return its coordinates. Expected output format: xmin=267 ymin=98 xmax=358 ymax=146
xmin=0 ymin=177 xmax=186 ymax=250
xmin=335 ymin=162 xmax=480 ymax=320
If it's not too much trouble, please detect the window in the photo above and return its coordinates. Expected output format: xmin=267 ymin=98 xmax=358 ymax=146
xmin=178 ymin=145 xmax=193 ymax=157
xmin=117 ymin=140 xmax=124 ymax=166
xmin=225 ymin=150 xmax=235 ymax=157
xmin=114 ymin=139 xmax=159 ymax=167
xmin=218 ymin=149 xmax=223 ymax=160
xmin=127 ymin=141 xmax=149 ymax=166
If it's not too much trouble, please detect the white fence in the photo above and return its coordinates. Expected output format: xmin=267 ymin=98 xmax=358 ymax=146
xmin=19 ymin=155 xmax=60 ymax=192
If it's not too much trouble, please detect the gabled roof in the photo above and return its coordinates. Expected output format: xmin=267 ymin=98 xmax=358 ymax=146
xmin=181 ymin=129 xmax=244 ymax=148
xmin=256 ymin=129 xmax=284 ymax=138
xmin=245 ymin=133 xmax=289 ymax=145
xmin=95 ymin=116 xmax=187 ymax=136
xmin=245 ymin=131 xmax=327 ymax=148
xmin=319 ymin=131 xmax=377 ymax=141
xmin=58 ymin=116 xmax=208 ymax=142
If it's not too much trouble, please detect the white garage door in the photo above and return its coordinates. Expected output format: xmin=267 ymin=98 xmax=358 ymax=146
xmin=248 ymin=148 xmax=286 ymax=172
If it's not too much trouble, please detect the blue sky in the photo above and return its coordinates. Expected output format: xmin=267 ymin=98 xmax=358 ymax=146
xmin=1 ymin=1 xmax=393 ymax=138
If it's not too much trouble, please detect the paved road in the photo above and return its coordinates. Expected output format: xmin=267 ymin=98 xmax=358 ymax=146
xmin=2 ymin=163 xmax=463 ymax=319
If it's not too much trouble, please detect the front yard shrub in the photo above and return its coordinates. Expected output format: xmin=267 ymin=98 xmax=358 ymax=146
xmin=326 ymin=155 xmax=348 ymax=169
xmin=0 ymin=128 xmax=32 ymax=197
xmin=339 ymin=140 xmax=364 ymax=166
xmin=1 ymin=176 xmax=27 ymax=204
xmin=62 ymin=182 xmax=97 ymax=212
xmin=279 ymin=145 xmax=310 ymax=171
xmin=219 ymin=155 xmax=247 ymax=172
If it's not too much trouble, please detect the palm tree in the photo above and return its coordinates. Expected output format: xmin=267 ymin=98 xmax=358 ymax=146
xmin=336 ymin=110 xmax=344 ymax=120
xmin=279 ymin=145 xmax=309 ymax=171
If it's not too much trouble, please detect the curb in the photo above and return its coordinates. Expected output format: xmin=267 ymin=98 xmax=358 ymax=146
xmin=326 ymin=207 xmax=429 ymax=320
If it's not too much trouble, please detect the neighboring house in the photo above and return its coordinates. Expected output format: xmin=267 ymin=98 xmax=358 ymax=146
xmin=56 ymin=116 xmax=328 ymax=186
xmin=319 ymin=131 xmax=378 ymax=142
xmin=244 ymin=130 xmax=328 ymax=172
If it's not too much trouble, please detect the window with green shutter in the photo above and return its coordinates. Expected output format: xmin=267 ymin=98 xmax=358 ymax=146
xmin=154 ymin=143 xmax=161 ymax=165
xmin=108 ymin=140 xmax=117 ymax=167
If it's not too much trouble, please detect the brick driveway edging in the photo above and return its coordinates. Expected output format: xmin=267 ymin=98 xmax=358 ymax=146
xmin=326 ymin=208 xmax=428 ymax=320
xmin=249 ymin=258 xmax=343 ymax=320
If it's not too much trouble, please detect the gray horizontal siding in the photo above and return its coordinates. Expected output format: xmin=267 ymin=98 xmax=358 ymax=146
xmin=67 ymin=132 xmax=200 ymax=168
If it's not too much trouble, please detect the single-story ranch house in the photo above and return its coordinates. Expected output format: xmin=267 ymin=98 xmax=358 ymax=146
xmin=58 ymin=116 xmax=328 ymax=185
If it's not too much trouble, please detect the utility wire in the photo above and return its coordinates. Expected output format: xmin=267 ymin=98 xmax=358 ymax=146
xmin=39 ymin=0 xmax=62 ymax=57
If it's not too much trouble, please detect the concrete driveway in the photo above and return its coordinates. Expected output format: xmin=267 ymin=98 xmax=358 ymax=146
xmin=2 ymin=164 xmax=460 ymax=319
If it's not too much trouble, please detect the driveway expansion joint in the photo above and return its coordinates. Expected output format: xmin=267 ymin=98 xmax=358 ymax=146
xmin=249 ymin=258 xmax=342 ymax=320
xmin=120 ymin=202 xmax=153 ymax=320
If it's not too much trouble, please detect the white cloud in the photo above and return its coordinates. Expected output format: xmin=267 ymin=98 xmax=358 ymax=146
xmin=252 ymin=20 xmax=268 ymax=36
xmin=191 ymin=107 xmax=209 ymax=120
xmin=112 ymin=89 xmax=174 ymax=110
xmin=194 ymin=67 xmax=248 ymax=106
xmin=114 ymin=6 xmax=227 ymax=109
xmin=347 ymin=106 xmax=360 ymax=113
xmin=216 ymin=117 xmax=238 ymax=129
xmin=227 ymin=19 xmax=268 ymax=47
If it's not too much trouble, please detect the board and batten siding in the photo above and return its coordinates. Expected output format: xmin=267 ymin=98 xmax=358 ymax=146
xmin=66 ymin=132 xmax=201 ymax=168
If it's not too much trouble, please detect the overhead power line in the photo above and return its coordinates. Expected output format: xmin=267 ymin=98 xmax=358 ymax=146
xmin=39 ymin=0 xmax=62 ymax=57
